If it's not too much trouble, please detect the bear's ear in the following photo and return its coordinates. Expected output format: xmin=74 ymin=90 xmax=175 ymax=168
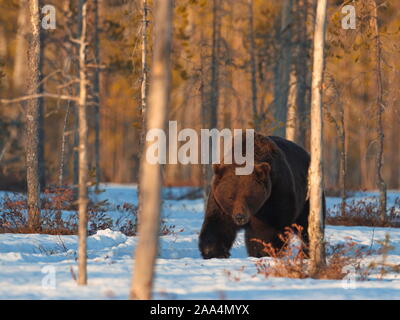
xmin=254 ymin=162 xmax=271 ymax=181
xmin=213 ymin=163 xmax=225 ymax=176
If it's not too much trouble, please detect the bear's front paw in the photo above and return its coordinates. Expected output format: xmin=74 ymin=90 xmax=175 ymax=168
xmin=200 ymin=244 xmax=230 ymax=259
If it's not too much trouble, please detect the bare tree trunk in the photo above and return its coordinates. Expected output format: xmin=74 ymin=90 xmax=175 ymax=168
xmin=324 ymin=81 xmax=346 ymax=215
xmin=73 ymin=106 xmax=79 ymax=196
xmin=13 ymin=0 xmax=28 ymax=94
xmin=77 ymin=0 xmax=89 ymax=286
xmin=285 ymin=69 xmax=297 ymax=141
xmin=390 ymin=100 xmax=399 ymax=189
xmin=59 ymin=103 xmax=71 ymax=186
xmin=339 ymin=107 xmax=346 ymax=216
xmin=26 ymin=0 xmax=42 ymax=231
xmin=199 ymin=11 xmax=209 ymax=205
xmin=210 ymin=0 xmax=220 ymax=130
xmin=308 ymin=0 xmax=327 ymax=276
xmin=93 ymin=0 xmax=101 ymax=192
xmin=137 ymin=0 xmax=149 ymax=217
xmin=202 ymin=0 xmax=220 ymax=205
xmin=371 ymin=0 xmax=387 ymax=221
xmin=248 ymin=0 xmax=258 ymax=131
xmin=130 ymin=0 xmax=173 ymax=300
xmin=0 ymin=25 xmax=7 ymax=89
xmin=272 ymin=0 xmax=293 ymax=137
xmin=295 ymin=0 xmax=311 ymax=148
xmin=360 ymin=65 xmax=369 ymax=190
xmin=38 ymin=15 xmax=45 ymax=191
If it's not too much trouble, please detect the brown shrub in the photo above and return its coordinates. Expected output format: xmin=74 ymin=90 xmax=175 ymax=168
xmin=254 ymin=224 xmax=372 ymax=280
xmin=0 ymin=186 xmax=177 ymax=236
xmin=326 ymin=198 xmax=400 ymax=228
xmin=254 ymin=225 xmax=309 ymax=279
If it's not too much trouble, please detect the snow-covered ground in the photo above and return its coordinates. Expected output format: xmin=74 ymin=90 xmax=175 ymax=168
xmin=0 ymin=185 xmax=399 ymax=299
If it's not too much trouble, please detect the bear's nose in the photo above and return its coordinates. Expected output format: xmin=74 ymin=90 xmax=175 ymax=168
xmin=234 ymin=213 xmax=249 ymax=226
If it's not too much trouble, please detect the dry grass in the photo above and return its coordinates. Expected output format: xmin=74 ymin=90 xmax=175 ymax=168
xmin=326 ymin=198 xmax=400 ymax=228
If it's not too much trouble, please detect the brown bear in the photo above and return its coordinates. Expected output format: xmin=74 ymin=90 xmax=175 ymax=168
xmin=199 ymin=133 xmax=325 ymax=258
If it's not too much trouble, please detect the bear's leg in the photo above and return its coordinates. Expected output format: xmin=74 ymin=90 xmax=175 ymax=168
xmin=244 ymin=218 xmax=284 ymax=257
xmin=199 ymin=213 xmax=238 ymax=259
xmin=199 ymin=193 xmax=239 ymax=259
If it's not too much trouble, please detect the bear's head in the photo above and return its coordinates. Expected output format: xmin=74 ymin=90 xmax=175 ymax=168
xmin=212 ymin=162 xmax=272 ymax=226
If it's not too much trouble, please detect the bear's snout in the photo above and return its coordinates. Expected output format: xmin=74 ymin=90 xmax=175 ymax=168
xmin=233 ymin=212 xmax=249 ymax=226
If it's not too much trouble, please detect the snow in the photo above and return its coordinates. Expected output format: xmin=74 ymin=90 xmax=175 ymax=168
xmin=0 ymin=184 xmax=399 ymax=299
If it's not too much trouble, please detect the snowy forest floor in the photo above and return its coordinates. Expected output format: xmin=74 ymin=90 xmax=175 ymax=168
xmin=0 ymin=185 xmax=399 ymax=299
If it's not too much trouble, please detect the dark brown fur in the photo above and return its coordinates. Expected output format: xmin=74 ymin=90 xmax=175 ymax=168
xmin=199 ymin=134 xmax=325 ymax=258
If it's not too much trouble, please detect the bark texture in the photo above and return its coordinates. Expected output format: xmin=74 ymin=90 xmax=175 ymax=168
xmin=26 ymin=0 xmax=42 ymax=231
xmin=130 ymin=0 xmax=173 ymax=300
xmin=308 ymin=0 xmax=327 ymax=276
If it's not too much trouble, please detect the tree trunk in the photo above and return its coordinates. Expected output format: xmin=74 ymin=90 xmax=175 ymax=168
xmin=202 ymin=0 xmax=220 ymax=206
xmin=13 ymin=0 xmax=28 ymax=94
xmin=73 ymin=106 xmax=79 ymax=196
xmin=371 ymin=0 xmax=387 ymax=221
xmin=26 ymin=0 xmax=42 ymax=231
xmin=93 ymin=0 xmax=101 ymax=192
xmin=199 ymin=10 xmax=209 ymax=205
xmin=77 ymin=0 xmax=89 ymax=286
xmin=295 ymin=0 xmax=311 ymax=148
xmin=308 ymin=0 xmax=327 ymax=276
xmin=38 ymin=16 xmax=45 ymax=191
xmin=248 ymin=0 xmax=258 ymax=131
xmin=339 ymin=107 xmax=346 ymax=217
xmin=59 ymin=102 xmax=71 ymax=186
xmin=137 ymin=0 xmax=149 ymax=218
xmin=210 ymin=0 xmax=220 ymax=130
xmin=285 ymin=69 xmax=297 ymax=141
xmin=272 ymin=0 xmax=293 ymax=137
xmin=130 ymin=0 xmax=173 ymax=300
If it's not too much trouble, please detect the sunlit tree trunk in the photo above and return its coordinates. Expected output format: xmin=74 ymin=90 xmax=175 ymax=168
xmin=210 ymin=0 xmax=220 ymax=130
xmin=38 ymin=7 xmax=45 ymax=191
xmin=371 ymin=0 xmax=387 ymax=221
xmin=93 ymin=0 xmax=101 ymax=192
xmin=59 ymin=102 xmax=71 ymax=186
xmin=360 ymin=66 xmax=370 ymax=189
xmin=22 ymin=0 xmax=45 ymax=192
xmin=130 ymin=0 xmax=173 ymax=300
xmin=202 ymin=0 xmax=220 ymax=205
xmin=73 ymin=106 xmax=79 ymax=197
xmin=199 ymin=8 xmax=208 ymax=205
xmin=77 ymin=0 xmax=89 ymax=286
xmin=295 ymin=0 xmax=311 ymax=148
xmin=248 ymin=0 xmax=258 ymax=131
xmin=338 ymin=107 xmax=346 ymax=216
xmin=26 ymin=0 xmax=42 ymax=231
xmin=137 ymin=0 xmax=149 ymax=217
xmin=273 ymin=0 xmax=293 ymax=137
xmin=285 ymin=69 xmax=297 ymax=141
xmin=14 ymin=0 xmax=28 ymax=94
xmin=308 ymin=0 xmax=327 ymax=276
xmin=324 ymin=81 xmax=346 ymax=216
